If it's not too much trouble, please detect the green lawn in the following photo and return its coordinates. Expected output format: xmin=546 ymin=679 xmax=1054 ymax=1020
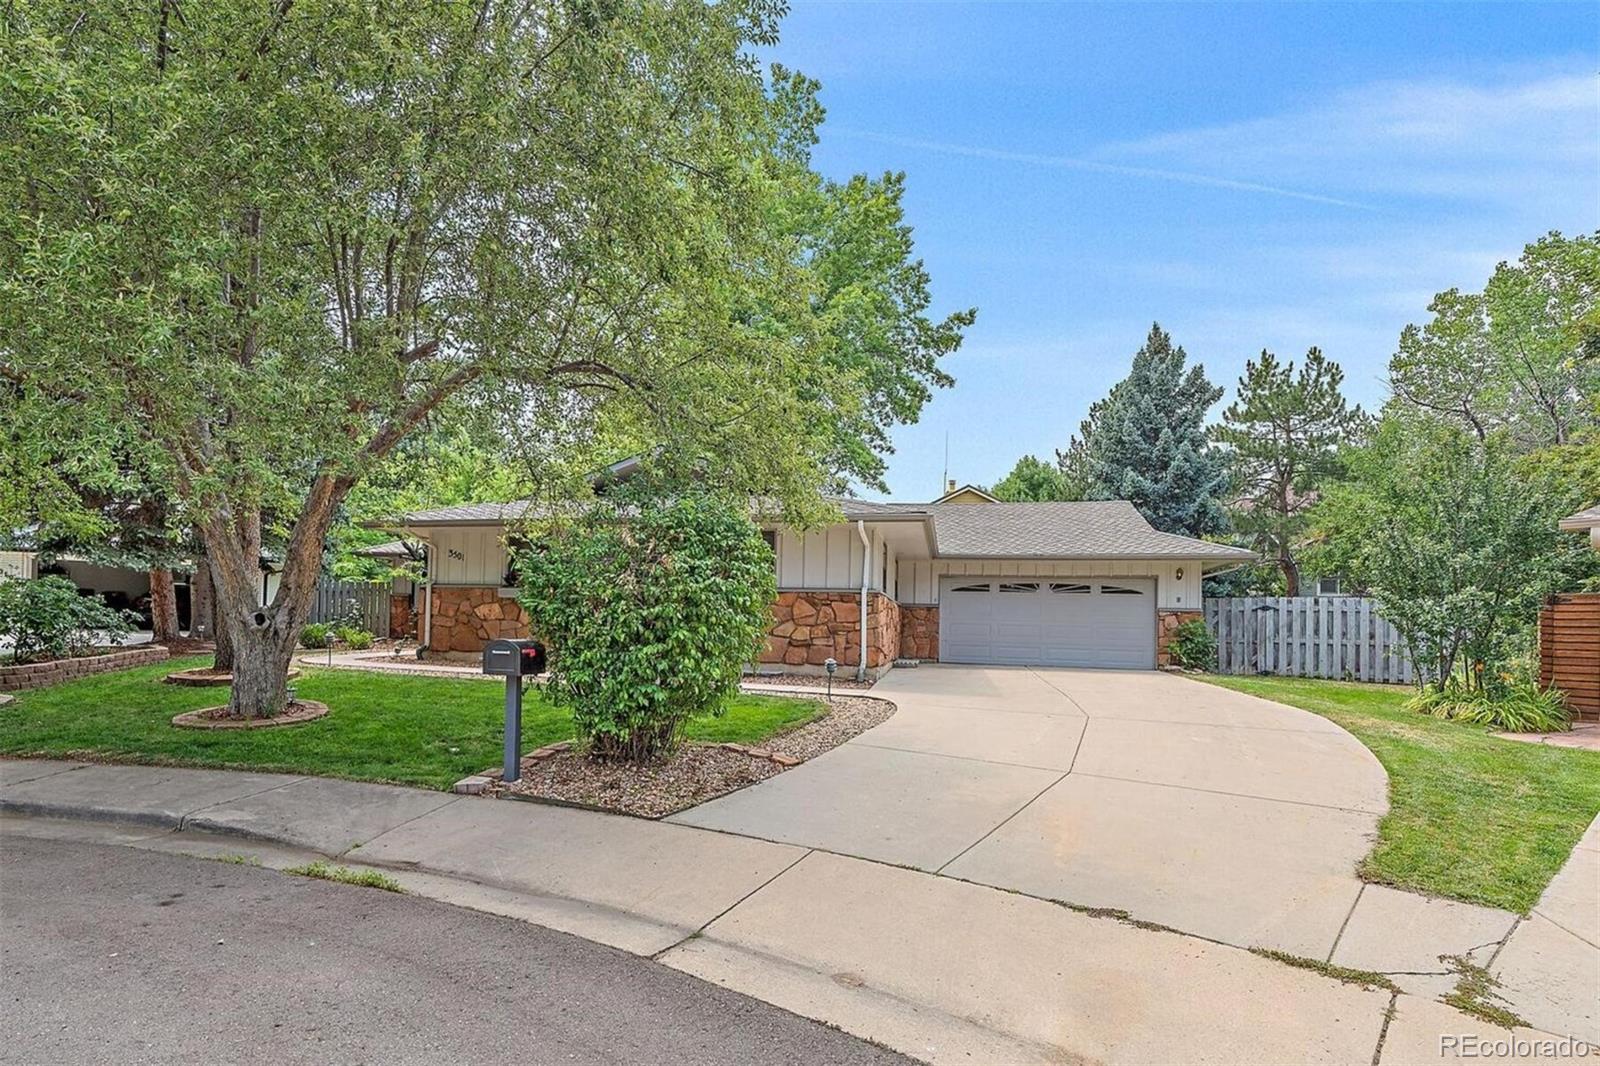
xmin=0 ymin=657 xmax=824 ymax=791
xmin=1200 ymin=674 xmax=1600 ymax=913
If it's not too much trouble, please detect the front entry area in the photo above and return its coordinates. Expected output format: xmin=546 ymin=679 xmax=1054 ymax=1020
xmin=937 ymin=576 xmax=1157 ymax=668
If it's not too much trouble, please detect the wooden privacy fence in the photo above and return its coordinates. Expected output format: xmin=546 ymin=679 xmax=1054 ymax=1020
xmin=307 ymin=577 xmax=391 ymax=636
xmin=1540 ymin=593 xmax=1599 ymax=721
xmin=1205 ymin=596 xmax=1416 ymax=684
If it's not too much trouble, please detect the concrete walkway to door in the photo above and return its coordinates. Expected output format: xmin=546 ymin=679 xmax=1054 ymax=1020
xmin=676 ymin=665 xmax=1428 ymax=959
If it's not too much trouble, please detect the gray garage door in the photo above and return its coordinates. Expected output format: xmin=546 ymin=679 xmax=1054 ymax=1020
xmin=939 ymin=576 xmax=1156 ymax=669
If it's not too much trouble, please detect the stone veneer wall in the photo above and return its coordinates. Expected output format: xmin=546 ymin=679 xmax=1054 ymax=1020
xmin=390 ymin=595 xmax=414 ymax=639
xmin=0 ymin=644 xmax=170 ymax=692
xmin=899 ymin=605 xmax=939 ymax=661
xmin=761 ymin=591 xmax=900 ymax=670
xmin=1157 ymin=608 xmax=1204 ymax=669
xmin=428 ymin=586 xmax=529 ymax=655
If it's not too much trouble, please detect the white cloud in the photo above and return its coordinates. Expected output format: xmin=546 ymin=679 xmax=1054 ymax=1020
xmin=1095 ymin=70 xmax=1598 ymax=215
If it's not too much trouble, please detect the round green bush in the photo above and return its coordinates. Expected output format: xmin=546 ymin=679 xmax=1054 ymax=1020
xmin=515 ymin=495 xmax=776 ymax=763
xmin=334 ymin=625 xmax=374 ymax=650
xmin=299 ymin=623 xmax=333 ymax=649
xmin=1168 ymin=618 xmax=1217 ymax=671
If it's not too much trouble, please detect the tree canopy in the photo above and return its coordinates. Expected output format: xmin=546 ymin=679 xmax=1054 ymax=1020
xmin=1389 ymin=231 xmax=1598 ymax=449
xmin=0 ymin=0 xmax=969 ymax=714
xmin=988 ymin=454 xmax=1082 ymax=502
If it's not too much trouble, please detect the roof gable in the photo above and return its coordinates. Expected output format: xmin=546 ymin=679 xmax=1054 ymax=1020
xmin=933 ymin=484 xmax=999 ymax=504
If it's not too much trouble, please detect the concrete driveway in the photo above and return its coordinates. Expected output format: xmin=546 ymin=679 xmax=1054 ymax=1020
xmin=672 ymin=665 xmax=1390 ymax=957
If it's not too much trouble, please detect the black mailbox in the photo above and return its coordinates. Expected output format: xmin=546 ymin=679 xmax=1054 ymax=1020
xmin=482 ymin=639 xmax=546 ymax=678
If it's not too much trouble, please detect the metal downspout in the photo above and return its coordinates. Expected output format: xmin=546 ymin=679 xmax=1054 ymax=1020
xmin=421 ymin=540 xmax=433 ymax=649
xmin=856 ymin=520 xmax=870 ymax=682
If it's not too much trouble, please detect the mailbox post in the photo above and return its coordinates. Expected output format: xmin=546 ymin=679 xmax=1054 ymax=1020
xmin=481 ymin=639 xmax=547 ymax=783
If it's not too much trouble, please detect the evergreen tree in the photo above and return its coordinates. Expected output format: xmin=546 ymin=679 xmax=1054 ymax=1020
xmin=1064 ymin=324 xmax=1229 ymax=536
xmin=1214 ymin=347 xmax=1364 ymax=595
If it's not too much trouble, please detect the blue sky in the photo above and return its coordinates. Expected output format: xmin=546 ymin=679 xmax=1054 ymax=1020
xmin=766 ymin=2 xmax=1600 ymax=500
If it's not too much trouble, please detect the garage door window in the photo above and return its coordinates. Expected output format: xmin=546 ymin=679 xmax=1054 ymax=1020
xmin=1100 ymin=583 xmax=1144 ymax=595
xmin=1050 ymin=582 xmax=1090 ymax=594
xmin=998 ymin=582 xmax=1040 ymax=593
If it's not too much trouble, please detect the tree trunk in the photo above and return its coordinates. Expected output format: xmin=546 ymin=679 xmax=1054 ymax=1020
xmin=226 ymin=619 xmax=298 ymax=718
xmin=1278 ymin=546 xmax=1301 ymax=598
xmin=148 ymin=568 xmax=180 ymax=641
xmin=208 ymin=557 xmax=235 ymax=671
xmin=199 ymin=474 xmax=348 ymax=717
xmin=190 ymin=559 xmax=214 ymax=641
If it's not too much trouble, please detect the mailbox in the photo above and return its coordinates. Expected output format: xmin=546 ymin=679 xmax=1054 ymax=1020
xmin=483 ymin=639 xmax=546 ymax=786
xmin=482 ymin=639 xmax=546 ymax=678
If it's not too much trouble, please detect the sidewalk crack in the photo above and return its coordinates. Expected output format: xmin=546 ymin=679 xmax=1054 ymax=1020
xmin=1327 ymin=883 xmax=1366 ymax=963
xmin=1370 ymin=991 xmax=1400 ymax=1066
xmin=650 ymin=848 xmax=814 ymax=961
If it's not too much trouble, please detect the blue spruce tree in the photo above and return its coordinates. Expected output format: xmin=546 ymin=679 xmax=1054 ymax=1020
xmin=1066 ymin=323 xmax=1230 ymax=537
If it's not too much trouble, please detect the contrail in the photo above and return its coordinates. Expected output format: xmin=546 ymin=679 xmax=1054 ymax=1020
xmin=832 ymin=129 xmax=1376 ymax=211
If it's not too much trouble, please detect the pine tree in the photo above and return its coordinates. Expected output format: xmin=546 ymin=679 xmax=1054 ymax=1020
xmin=1063 ymin=324 xmax=1229 ymax=536
xmin=1214 ymin=348 xmax=1364 ymax=595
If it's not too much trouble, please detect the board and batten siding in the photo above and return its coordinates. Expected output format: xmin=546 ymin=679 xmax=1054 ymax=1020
xmin=426 ymin=527 xmax=510 ymax=587
xmin=774 ymin=526 xmax=886 ymax=592
xmin=896 ymin=558 xmax=1204 ymax=611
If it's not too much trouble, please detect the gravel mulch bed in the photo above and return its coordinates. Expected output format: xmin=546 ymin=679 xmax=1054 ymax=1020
xmin=492 ymin=694 xmax=896 ymax=818
xmin=742 ymin=672 xmax=876 ymax=691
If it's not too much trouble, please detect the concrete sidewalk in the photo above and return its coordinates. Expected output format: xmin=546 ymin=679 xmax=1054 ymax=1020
xmin=2 ymin=758 xmax=1593 ymax=1064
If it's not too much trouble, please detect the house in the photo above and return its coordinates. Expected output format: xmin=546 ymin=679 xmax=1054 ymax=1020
xmin=379 ymin=479 xmax=1254 ymax=677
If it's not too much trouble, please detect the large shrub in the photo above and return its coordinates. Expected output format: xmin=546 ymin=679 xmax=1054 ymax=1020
xmin=515 ymin=496 xmax=777 ymax=763
xmin=0 ymin=575 xmax=135 ymax=663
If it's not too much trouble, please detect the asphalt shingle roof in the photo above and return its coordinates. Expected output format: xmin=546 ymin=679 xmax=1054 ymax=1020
xmin=924 ymin=500 xmax=1254 ymax=560
xmin=387 ymin=495 xmax=1254 ymax=561
xmin=387 ymin=501 xmax=537 ymax=525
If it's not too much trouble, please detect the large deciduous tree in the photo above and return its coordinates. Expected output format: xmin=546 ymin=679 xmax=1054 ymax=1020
xmin=1060 ymin=323 xmax=1229 ymax=537
xmin=0 ymin=0 xmax=886 ymax=717
xmin=1213 ymin=347 xmax=1364 ymax=595
xmin=1390 ymin=231 xmax=1599 ymax=449
xmin=1313 ymin=419 xmax=1588 ymax=691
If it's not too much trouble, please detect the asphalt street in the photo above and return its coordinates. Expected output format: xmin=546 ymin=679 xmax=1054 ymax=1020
xmin=1 ymin=835 xmax=910 ymax=1065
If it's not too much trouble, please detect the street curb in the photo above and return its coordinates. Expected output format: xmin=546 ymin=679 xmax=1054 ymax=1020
xmin=0 ymin=796 xmax=184 ymax=831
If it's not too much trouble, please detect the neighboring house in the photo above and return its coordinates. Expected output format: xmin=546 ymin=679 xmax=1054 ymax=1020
xmin=1560 ymin=504 xmax=1600 ymax=551
xmin=378 ymin=479 xmax=1254 ymax=677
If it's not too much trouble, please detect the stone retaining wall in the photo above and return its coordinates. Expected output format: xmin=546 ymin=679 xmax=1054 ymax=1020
xmin=1157 ymin=608 xmax=1204 ymax=669
xmin=899 ymin=605 xmax=939 ymax=661
xmin=0 ymin=644 xmax=170 ymax=692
